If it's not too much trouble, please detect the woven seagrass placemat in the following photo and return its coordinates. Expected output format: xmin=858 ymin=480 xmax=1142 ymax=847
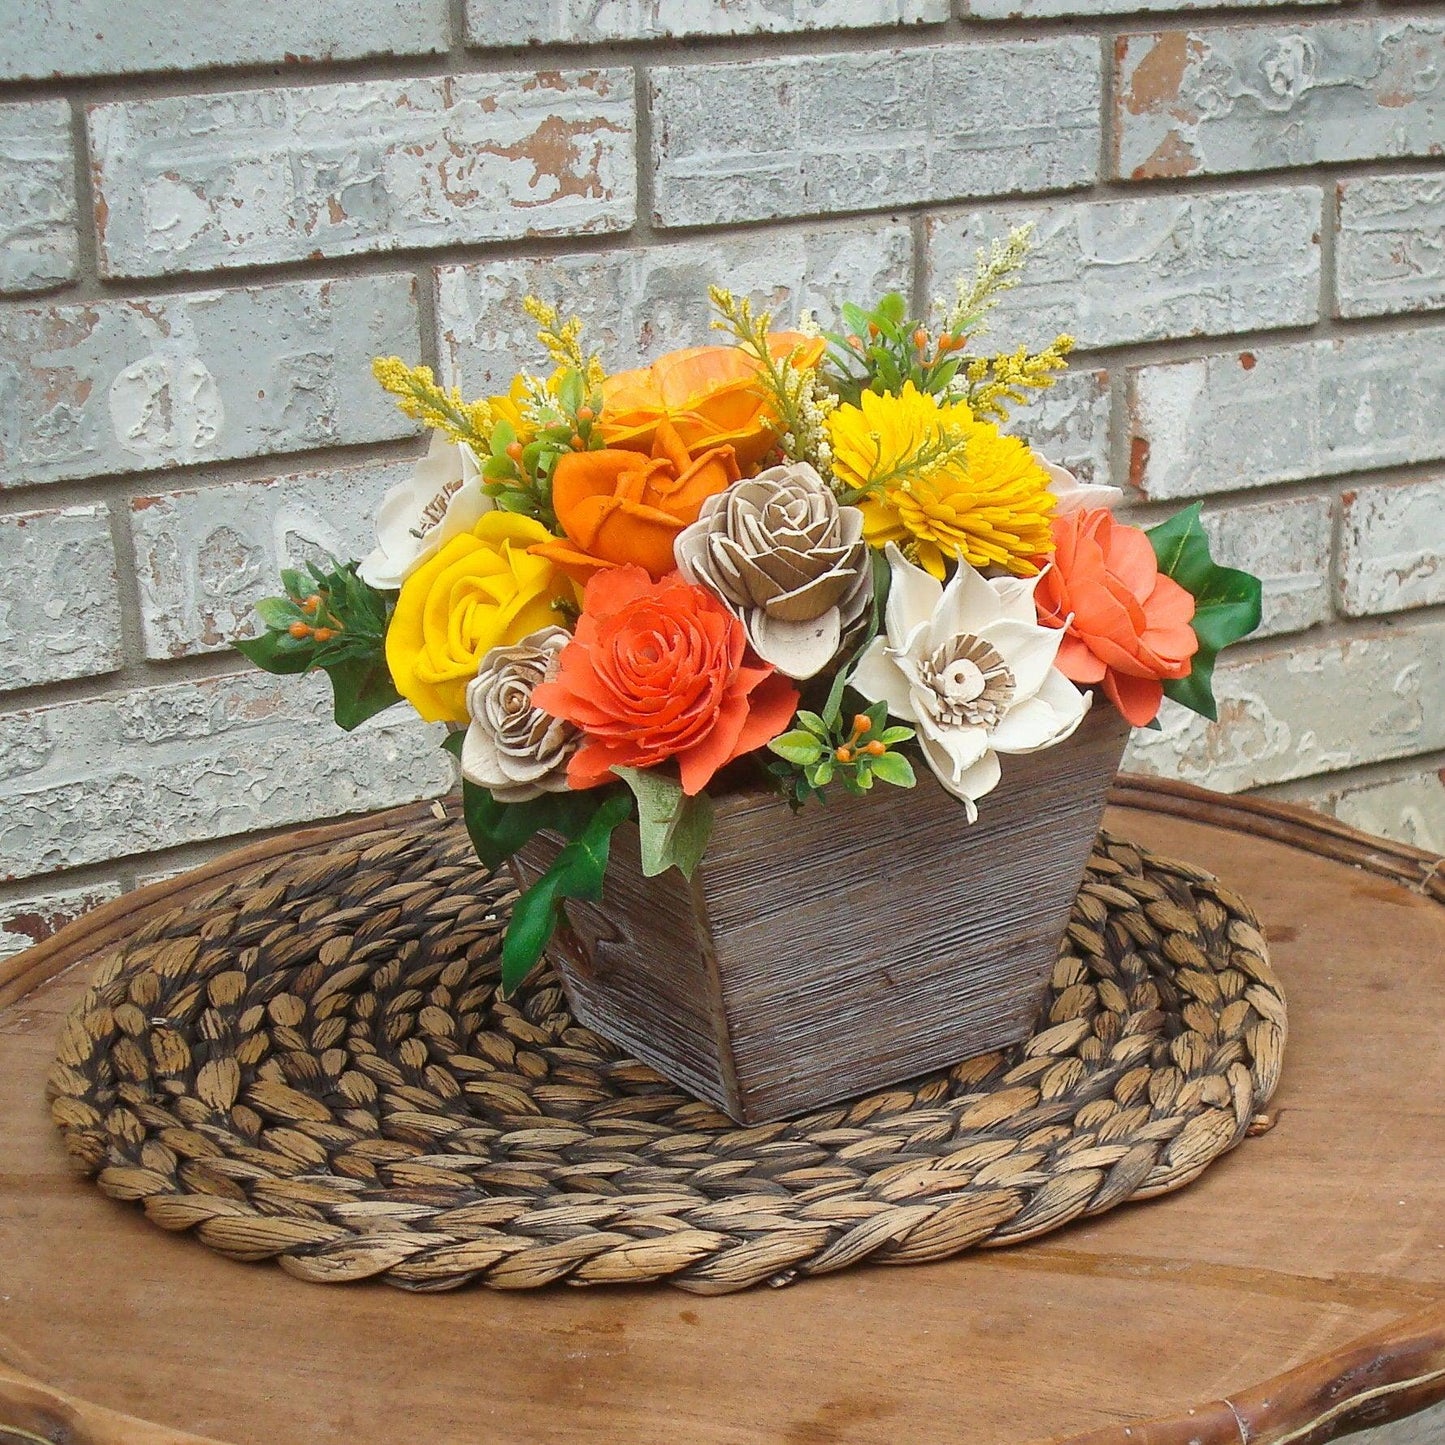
xmin=47 ymin=811 xmax=1285 ymax=1295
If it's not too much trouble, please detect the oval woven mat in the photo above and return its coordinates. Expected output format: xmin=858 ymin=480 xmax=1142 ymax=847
xmin=47 ymin=811 xmax=1286 ymax=1295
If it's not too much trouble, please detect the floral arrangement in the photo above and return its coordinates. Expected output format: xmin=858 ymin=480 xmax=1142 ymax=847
xmin=238 ymin=231 xmax=1262 ymax=994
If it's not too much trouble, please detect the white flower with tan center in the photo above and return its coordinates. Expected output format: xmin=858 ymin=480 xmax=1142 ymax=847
xmin=358 ymin=432 xmax=489 ymax=591
xmin=852 ymin=544 xmax=1090 ymax=819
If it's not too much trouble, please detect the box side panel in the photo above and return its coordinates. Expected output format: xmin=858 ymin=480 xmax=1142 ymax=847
xmin=703 ymin=707 xmax=1131 ymax=1121
xmin=511 ymin=826 xmax=735 ymax=1114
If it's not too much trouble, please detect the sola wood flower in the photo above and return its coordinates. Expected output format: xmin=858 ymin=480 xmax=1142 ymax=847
xmin=531 ymin=567 xmax=800 ymax=796
xmin=852 ymin=544 xmax=1089 ymax=820
xmin=461 ymin=627 xmax=579 ymax=803
xmin=1036 ymin=455 xmax=1124 ymax=515
xmin=1035 ymin=508 xmax=1197 ymax=728
xmin=674 ymin=462 xmax=872 ymax=680
xmin=358 ymin=432 xmax=488 ymax=591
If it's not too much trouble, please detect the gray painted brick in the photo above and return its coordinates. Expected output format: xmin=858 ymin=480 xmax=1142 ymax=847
xmin=924 ymin=187 xmax=1321 ymax=350
xmin=1201 ymin=495 xmax=1332 ymax=640
xmin=1295 ymin=767 xmax=1445 ymax=854
xmin=0 ymin=505 xmax=122 ymax=691
xmin=1015 ymin=367 xmax=1112 ymax=487
xmin=1335 ymin=173 xmax=1445 ymax=319
xmin=0 ymin=275 xmax=419 ymax=489
xmin=0 ymin=0 xmax=448 ymax=81
xmin=1126 ymin=327 xmax=1445 ymax=500
xmin=650 ymin=41 xmax=1100 ymax=228
xmin=132 ymin=458 xmax=416 ymax=659
xmin=1114 ymin=21 xmax=1445 ymax=180
xmin=435 ymin=221 xmax=913 ymax=391
xmin=1124 ymin=619 xmax=1445 ymax=792
xmin=0 ymin=101 xmax=77 ymax=295
xmin=0 ymin=671 xmax=452 ymax=882
xmin=91 ymin=72 xmax=635 ymax=278
xmin=1338 ymin=475 xmax=1445 ymax=618
xmin=471 ymin=0 xmax=947 ymax=42
xmin=0 ymin=878 xmax=122 ymax=961
xmin=970 ymin=0 xmax=1334 ymax=20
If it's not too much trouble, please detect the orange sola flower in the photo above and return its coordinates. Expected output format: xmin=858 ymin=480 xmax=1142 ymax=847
xmin=1035 ymin=508 xmax=1198 ymax=728
xmin=534 ymin=418 xmax=741 ymax=583
xmin=599 ymin=335 xmax=826 ymax=471
xmin=531 ymin=567 xmax=800 ymax=796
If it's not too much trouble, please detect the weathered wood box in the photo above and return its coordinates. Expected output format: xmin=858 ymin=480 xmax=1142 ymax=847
xmin=513 ymin=706 xmax=1132 ymax=1124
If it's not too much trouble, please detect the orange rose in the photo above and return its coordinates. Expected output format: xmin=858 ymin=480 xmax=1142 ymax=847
xmin=534 ymin=419 xmax=741 ymax=582
xmin=1035 ymin=509 xmax=1198 ymax=728
xmin=530 ymin=567 xmax=800 ymax=796
xmin=600 ymin=335 xmax=826 ymax=470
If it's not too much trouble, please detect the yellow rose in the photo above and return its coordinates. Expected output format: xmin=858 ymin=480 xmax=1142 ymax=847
xmin=387 ymin=513 xmax=576 ymax=724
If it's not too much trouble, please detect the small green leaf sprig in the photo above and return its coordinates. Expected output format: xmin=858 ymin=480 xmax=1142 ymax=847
xmin=769 ymin=698 xmax=916 ymax=805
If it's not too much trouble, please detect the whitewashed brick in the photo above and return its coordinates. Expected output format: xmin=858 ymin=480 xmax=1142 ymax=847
xmin=0 ymin=276 xmax=418 ymax=489
xmin=1338 ymin=476 xmax=1445 ymax=618
xmin=925 ymin=187 xmax=1320 ymax=349
xmin=91 ymin=72 xmax=636 ymax=277
xmin=0 ymin=0 xmax=448 ymax=81
xmin=1124 ymin=620 xmax=1445 ymax=792
xmin=1335 ymin=174 xmax=1445 ymax=319
xmin=131 ymin=459 xmax=415 ymax=659
xmin=0 ymin=671 xmax=452 ymax=882
xmin=1114 ymin=22 xmax=1445 ymax=180
xmin=0 ymin=102 xmax=77 ymax=295
xmin=650 ymin=42 xmax=1100 ymax=228
xmin=0 ymin=506 xmax=122 ymax=691
xmin=1015 ymin=367 xmax=1112 ymax=487
xmin=0 ymin=879 xmax=122 ymax=961
xmin=472 ymin=0 xmax=947 ymax=42
xmin=1126 ymin=327 xmax=1445 ymax=500
xmin=971 ymin=0 xmax=1334 ymax=19
xmin=1202 ymin=495 xmax=1332 ymax=640
xmin=1301 ymin=767 xmax=1445 ymax=854
xmin=436 ymin=221 xmax=913 ymax=391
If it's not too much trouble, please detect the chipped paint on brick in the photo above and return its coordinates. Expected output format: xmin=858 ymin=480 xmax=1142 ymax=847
xmin=0 ymin=100 xmax=78 ymax=294
xmin=1338 ymin=475 xmax=1445 ymax=617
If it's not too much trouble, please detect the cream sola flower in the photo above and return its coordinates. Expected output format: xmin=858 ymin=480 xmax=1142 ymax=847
xmin=358 ymin=432 xmax=490 ymax=590
xmin=851 ymin=544 xmax=1090 ymax=820
xmin=1035 ymin=454 xmax=1124 ymax=515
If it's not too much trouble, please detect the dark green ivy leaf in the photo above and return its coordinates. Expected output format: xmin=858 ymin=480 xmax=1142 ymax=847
xmin=459 ymin=779 xmax=602 ymax=873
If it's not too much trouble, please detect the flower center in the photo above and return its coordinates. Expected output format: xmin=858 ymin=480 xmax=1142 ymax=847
xmin=921 ymin=636 xmax=1015 ymax=729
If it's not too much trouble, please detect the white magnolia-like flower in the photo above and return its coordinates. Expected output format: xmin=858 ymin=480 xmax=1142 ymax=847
xmin=851 ymin=544 xmax=1090 ymax=820
xmin=358 ymin=432 xmax=489 ymax=591
xmin=1034 ymin=453 xmax=1124 ymax=515
xmin=461 ymin=626 xmax=579 ymax=803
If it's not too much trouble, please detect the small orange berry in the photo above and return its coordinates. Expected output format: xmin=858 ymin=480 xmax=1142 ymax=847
xmin=846 ymin=333 xmax=864 ymax=351
xmin=576 ymin=406 xmax=594 ymax=423
xmin=913 ymin=328 xmax=928 ymax=349
xmin=835 ymin=745 xmax=854 ymax=764
xmin=865 ymin=740 xmax=886 ymax=756
xmin=506 ymin=441 xmax=524 ymax=462
xmin=867 ymin=321 xmax=880 ymax=338
xmin=570 ymin=434 xmax=584 ymax=450
xmin=288 ymin=621 xmax=312 ymax=639
xmin=852 ymin=713 xmax=872 ymax=735
xmin=302 ymin=594 xmax=320 ymax=614
xmin=312 ymin=627 xmax=336 ymax=643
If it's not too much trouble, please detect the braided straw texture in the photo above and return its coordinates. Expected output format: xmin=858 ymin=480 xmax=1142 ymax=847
xmin=47 ymin=813 xmax=1285 ymax=1295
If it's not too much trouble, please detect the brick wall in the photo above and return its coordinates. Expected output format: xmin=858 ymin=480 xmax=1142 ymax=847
xmin=1 ymin=2 xmax=1442 ymax=956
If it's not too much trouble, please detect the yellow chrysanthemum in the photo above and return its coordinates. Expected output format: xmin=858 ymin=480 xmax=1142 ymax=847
xmin=827 ymin=382 xmax=1055 ymax=580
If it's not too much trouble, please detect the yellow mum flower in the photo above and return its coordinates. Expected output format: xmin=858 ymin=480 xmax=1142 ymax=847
xmin=827 ymin=382 xmax=1055 ymax=580
xmin=386 ymin=513 xmax=577 ymax=724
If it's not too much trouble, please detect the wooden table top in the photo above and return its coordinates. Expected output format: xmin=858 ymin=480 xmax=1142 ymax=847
xmin=1 ymin=779 xmax=1441 ymax=1445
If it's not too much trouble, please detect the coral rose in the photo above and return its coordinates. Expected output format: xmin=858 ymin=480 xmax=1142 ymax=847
xmin=530 ymin=567 xmax=800 ymax=796
xmin=535 ymin=418 xmax=741 ymax=582
xmin=1034 ymin=509 xmax=1199 ymax=728
xmin=600 ymin=335 xmax=826 ymax=470
xmin=387 ymin=512 xmax=577 ymax=725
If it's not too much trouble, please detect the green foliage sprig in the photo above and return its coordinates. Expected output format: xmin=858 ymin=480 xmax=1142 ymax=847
xmin=824 ymin=292 xmax=969 ymax=406
xmin=234 ymin=560 xmax=400 ymax=731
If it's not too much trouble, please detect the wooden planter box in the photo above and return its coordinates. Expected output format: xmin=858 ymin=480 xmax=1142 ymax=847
xmin=513 ymin=706 xmax=1132 ymax=1124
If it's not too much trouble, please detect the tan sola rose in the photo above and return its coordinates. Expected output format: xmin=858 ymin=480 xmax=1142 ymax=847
xmin=673 ymin=462 xmax=872 ymax=680
xmin=461 ymin=626 xmax=580 ymax=802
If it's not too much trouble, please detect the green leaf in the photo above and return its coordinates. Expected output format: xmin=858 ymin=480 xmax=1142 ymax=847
xmin=793 ymin=711 xmax=830 ymax=739
xmin=500 ymin=791 xmax=632 ymax=997
xmin=1147 ymin=505 xmax=1264 ymax=725
xmin=489 ymin=418 xmax=516 ymax=457
xmin=877 ymin=726 xmax=915 ymax=746
xmin=768 ymin=730 xmax=825 ymax=765
xmin=324 ymin=654 xmax=403 ymax=731
xmin=612 ymin=766 xmax=714 ymax=879
xmin=482 ymin=455 xmax=516 ymax=481
xmin=868 ymin=750 xmax=916 ymax=788
xmin=441 ymin=730 xmax=464 ymax=760
xmin=875 ymin=293 xmax=907 ymax=325
xmin=460 ymin=782 xmax=601 ymax=872
xmin=254 ymin=596 xmax=302 ymax=629
xmin=233 ymin=630 xmax=313 ymax=676
xmin=862 ymin=699 xmax=889 ymax=734
xmin=558 ymin=368 xmax=584 ymax=415
xmin=806 ymin=755 xmax=835 ymax=788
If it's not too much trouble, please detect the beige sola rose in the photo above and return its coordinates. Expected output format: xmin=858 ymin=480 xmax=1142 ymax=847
xmin=461 ymin=627 xmax=579 ymax=803
xmin=851 ymin=544 xmax=1090 ymax=820
xmin=358 ymin=432 xmax=489 ymax=591
xmin=674 ymin=462 xmax=872 ymax=680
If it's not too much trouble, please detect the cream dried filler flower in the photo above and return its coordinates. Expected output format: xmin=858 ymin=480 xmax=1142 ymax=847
xmin=851 ymin=544 xmax=1090 ymax=819
xmin=461 ymin=626 xmax=579 ymax=803
xmin=674 ymin=462 xmax=872 ymax=680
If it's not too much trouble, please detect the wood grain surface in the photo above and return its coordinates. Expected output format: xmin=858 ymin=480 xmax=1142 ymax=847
xmin=0 ymin=781 xmax=1441 ymax=1445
